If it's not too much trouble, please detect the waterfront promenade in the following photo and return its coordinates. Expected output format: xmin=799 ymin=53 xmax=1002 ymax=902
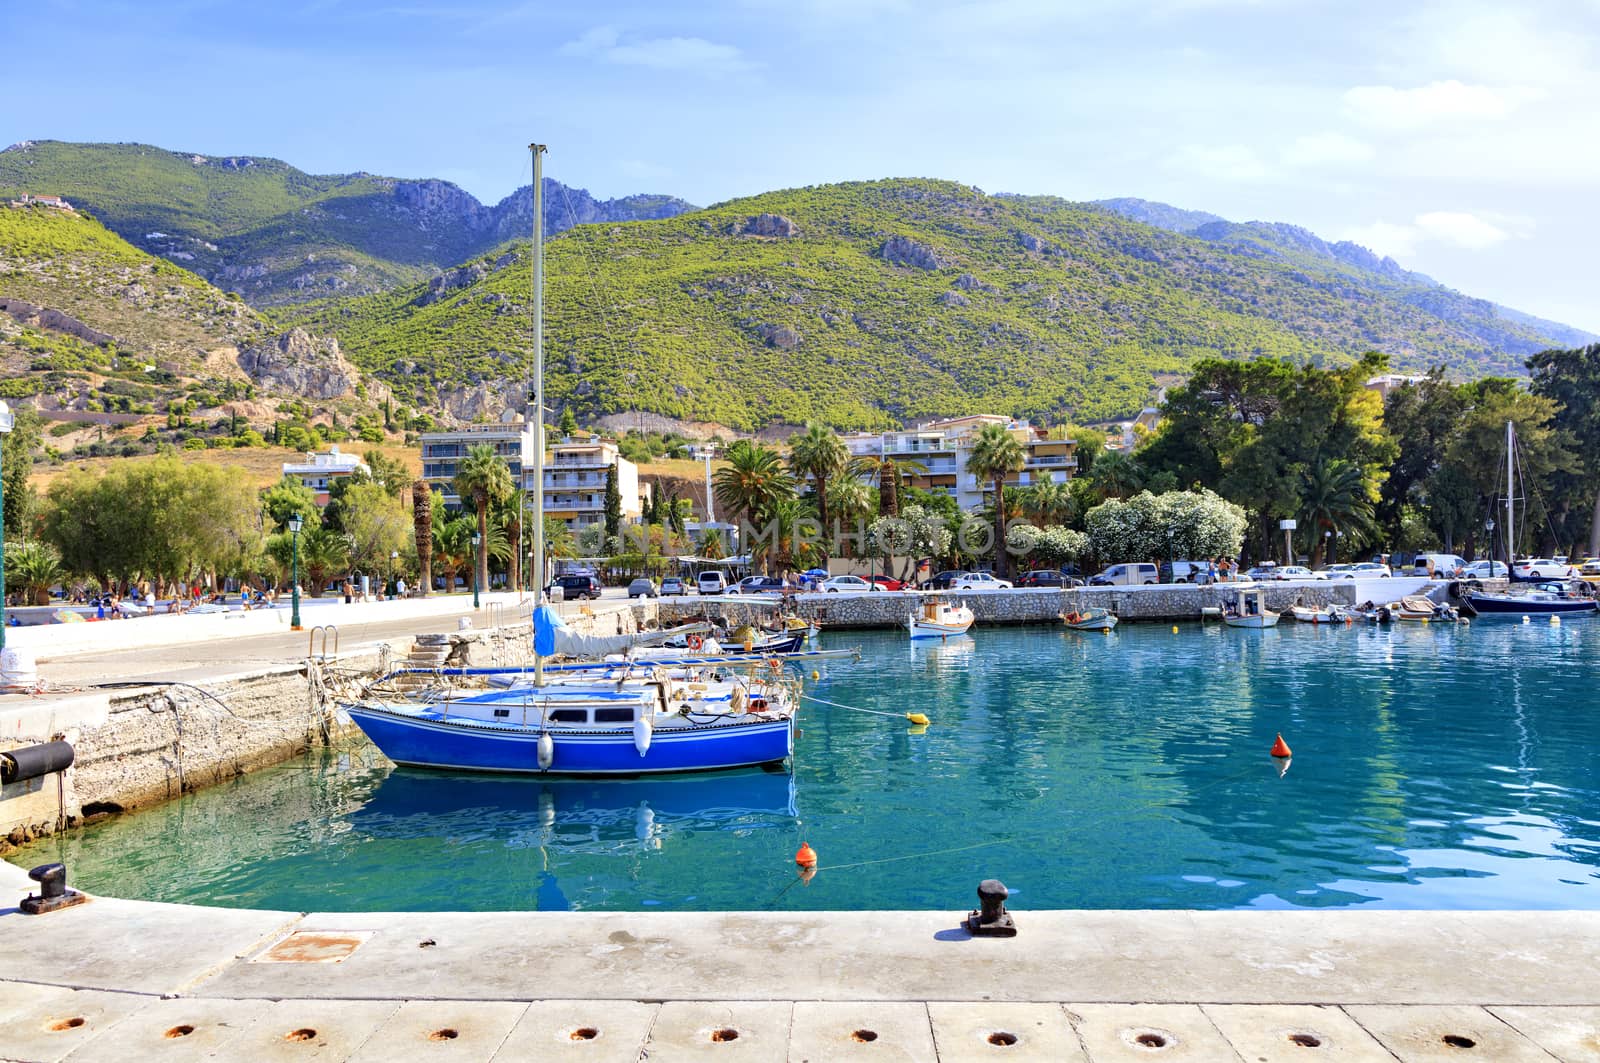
xmin=2 ymin=855 xmax=1598 ymax=1061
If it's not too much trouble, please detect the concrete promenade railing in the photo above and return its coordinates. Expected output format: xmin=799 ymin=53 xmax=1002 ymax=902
xmin=6 ymin=592 xmax=530 ymax=660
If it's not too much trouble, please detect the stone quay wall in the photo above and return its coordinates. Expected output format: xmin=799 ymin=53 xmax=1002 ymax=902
xmin=0 ymin=609 xmax=632 ymax=852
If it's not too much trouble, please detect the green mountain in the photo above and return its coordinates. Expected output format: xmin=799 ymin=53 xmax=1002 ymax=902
xmin=283 ymin=178 xmax=1582 ymax=430
xmin=0 ymin=141 xmax=697 ymax=307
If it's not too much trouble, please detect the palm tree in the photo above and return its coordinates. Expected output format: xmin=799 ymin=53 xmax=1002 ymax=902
xmin=788 ymin=422 xmax=848 ymax=542
xmin=1298 ymin=458 xmax=1375 ymax=568
xmin=432 ymin=515 xmax=474 ymax=594
xmin=849 ymin=454 xmax=926 ymax=519
xmin=964 ymin=423 xmax=1026 ymax=579
xmin=492 ymin=493 xmax=523 ymax=591
xmin=699 ymin=527 xmax=726 ymax=559
xmin=1091 ymin=450 xmax=1143 ymax=500
xmin=412 ymin=482 xmax=433 ymax=596
xmin=827 ymin=477 xmax=875 ymax=555
xmin=1017 ymin=479 xmax=1076 ymax=527
xmin=452 ymin=443 xmax=514 ymax=595
xmin=6 ymin=540 xmax=64 ymax=606
xmin=712 ymin=440 xmax=795 ymax=554
xmin=299 ymin=527 xmax=350 ymax=596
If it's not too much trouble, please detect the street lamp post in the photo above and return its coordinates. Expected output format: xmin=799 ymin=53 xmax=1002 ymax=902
xmin=1324 ymin=528 xmax=1332 ymax=568
xmin=1485 ymin=517 xmax=1496 ymax=574
xmin=471 ymin=532 xmax=481 ymax=609
xmin=390 ymin=550 xmax=399 ymax=599
xmin=288 ymin=514 xmax=303 ymax=631
xmin=0 ymin=400 xmax=14 ymax=652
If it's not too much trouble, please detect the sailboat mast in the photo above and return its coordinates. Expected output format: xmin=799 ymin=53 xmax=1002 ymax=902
xmin=1505 ymin=419 xmax=1515 ymax=567
xmin=531 ymin=142 xmax=547 ymax=687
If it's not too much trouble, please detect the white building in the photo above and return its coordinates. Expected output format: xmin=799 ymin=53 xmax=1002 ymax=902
xmin=534 ymin=437 xmax=645 ymax=530
xmin=842 ymin=415 xmax=1077 ymax=511
xmin=281 ymin=445 xmax=368 ymax=506
xmin=420 ymin=414 xmax=538 ymax=508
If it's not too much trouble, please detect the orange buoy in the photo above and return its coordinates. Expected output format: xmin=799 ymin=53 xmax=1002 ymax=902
xmin=1270 ymin=733 xmax=1292 ymax=758
xmin=795 ymin=842 xmax=818 ymax=869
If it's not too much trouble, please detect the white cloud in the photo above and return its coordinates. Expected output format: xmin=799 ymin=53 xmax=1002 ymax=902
xmin=1342 ymin=79 xmax=1542 ymax=130
xmin=559 ymin=27 xmax=755 ymax=74
xmin=1166 ymin=144 xmax=1273 ymax=182
xmin=1341 ymin=210 xmax=1526 ymax=259
xmin=1281 ymin=132 xmax=1373 ymax=167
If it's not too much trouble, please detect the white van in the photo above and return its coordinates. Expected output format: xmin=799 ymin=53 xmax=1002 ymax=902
xmin=1088 ymin=562 xmax=1159 ymax=586
xmin=1412 ymin=554 xmax=1467 ymax=578
xmin=696 ymin=570 xmax=729 ymax=595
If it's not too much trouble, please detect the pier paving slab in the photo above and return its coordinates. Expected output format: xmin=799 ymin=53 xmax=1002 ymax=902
xmin=489 ymin=1000 xmax=658 ymax=1061
xmin=1064 ymin=1003 xmax=1240 ymax=1060
xmin=639 ymin=1001 xmax=793 ymax=1061
xmin=62 ymin=996 xmax=272 ymax=1062
xmin=0 ymin=895 xmax=299 ymax=995
xmin=1489 ymin=1007 xmax=1600 ymax=1063
xmin=1201 ymin=1004 xmax=1398 ymax=1061
xmin=0 ymin=987 xmax=153 ymax=1063
xmin=787 ymin=1001 xmax=936 ymax=1063
xmin=0 ymin=980 xmax=78 ymax=1025
xmin=344 ymin=1000 xmax=528 ymax=1062
xmin=927 ymin=1002 xmax=1086 ymax=1062
xmin=1344 ymin=1004 xmax=1557 ymax=1061
xmin=215 ymin=998 xmax=399 ymax=1061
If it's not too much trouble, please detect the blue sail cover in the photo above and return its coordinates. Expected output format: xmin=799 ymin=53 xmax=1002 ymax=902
xmin=534 ymin=604 xmax=565 ymax=656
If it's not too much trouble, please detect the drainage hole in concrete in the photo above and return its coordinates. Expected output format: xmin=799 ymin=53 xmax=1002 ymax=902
xmin=1135 ymin=1032 xmax=1169 ymax=1049
xmin=710 ymin=1028 xmax=740 ymax=1043
xmin=988 ymin=1031 xmax=1018 ymax=1047
xmin=164 ymin=1025 xmax=196 ymax=1039
xmin=1287 ymin=1033 xmax=1322 ymax=1048
xmin=285 ymin=1028 xmax=318 ymax=1042
xmin=428 ymin=1028 xmax=458 ymax=1042
xmin=418 ymin=938 xmax=436 ymax=949
xmin=1442 ymin=1034 xmax=1477 ymax=1049
xmin=570 ymin=1027 xmax=600 ymax=1041
xmin=49 ymin=1018 xmax=85 ymax=1032
xmin=851 ymin=1029 xmax=879 ymax=1043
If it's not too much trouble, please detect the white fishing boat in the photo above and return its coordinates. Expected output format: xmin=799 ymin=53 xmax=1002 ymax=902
xmin=908 ymin=596 xmax=974 ymax=639
xmin=1060 ymin=606 xmax=1118 ymax=631
xmin=1289 ymin=602 xmax=1348 ymax=624
xmin=1224 ymin=585 xmax=1279 ymax=628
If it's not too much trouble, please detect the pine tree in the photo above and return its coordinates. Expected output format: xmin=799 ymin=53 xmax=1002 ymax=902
xmin=604 ymin=464 xmax=622 ymax=539
xmin=559 ymin=407 xmax=577 ymax=439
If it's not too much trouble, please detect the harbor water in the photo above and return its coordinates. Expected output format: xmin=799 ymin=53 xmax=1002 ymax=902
xmin=10 ymin=619 xmax=1600 ymax=912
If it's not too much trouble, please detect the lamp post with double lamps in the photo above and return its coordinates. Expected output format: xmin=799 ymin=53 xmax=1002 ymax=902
xmin=288 ymin=514 xmax=304 ymax=631
xmin=0 ymin=400 xmax=14 ymax=651
xmin=471 ymin=532 xmax=482 ymax=609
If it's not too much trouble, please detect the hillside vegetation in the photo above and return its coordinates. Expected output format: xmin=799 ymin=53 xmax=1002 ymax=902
xmin=286 ymin=179 xmax=1578 ymax=430
xmin=0 ymin=141 xmax=695 ymax=305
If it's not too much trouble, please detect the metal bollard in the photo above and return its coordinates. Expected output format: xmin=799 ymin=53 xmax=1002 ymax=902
xmin=965 ymin=878 xmax=1017 ymax=937
xmin=21 ymin=862 xmax=88 ymax=915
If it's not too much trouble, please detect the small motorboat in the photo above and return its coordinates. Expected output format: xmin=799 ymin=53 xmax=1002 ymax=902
xmin=1289 ymin=602 xmax=1349 ymax=624
xmin=908 ymin=596 xmax=974 ymax=639
xmin=1388 ymin=595 xmax=1459 ymax=623
xmin=1060 ymin=607 xmax=1118 ymax=631
xmin=1224 ymin=585 xmax=1279 ymax=628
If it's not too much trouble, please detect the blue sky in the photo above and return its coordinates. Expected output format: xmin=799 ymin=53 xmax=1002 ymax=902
xmin=6 ymin=0 xmax=1599 ymax=330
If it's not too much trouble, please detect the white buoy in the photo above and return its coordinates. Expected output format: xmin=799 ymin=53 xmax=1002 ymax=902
xmin=537 ymin=731 xmax=555 ymax=769
xmin=1551 ymin=615 xmax=1562 ymax=625
xmin=1522 ymin=615 xmax=1532 ymax=624
xmin=633 ymin=714 xmax=653 ymax=757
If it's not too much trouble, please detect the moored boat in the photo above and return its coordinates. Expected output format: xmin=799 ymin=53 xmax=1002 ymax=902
xmin=1289 ymin=601 xmax=1349 ymax=624
xmin=1224 ymin=585 xmax=1279 ymax=628
xmin=1061 ymin=606 xmax=1118 ymax=631
xmin=908 ymin=596 xmax=974 ymax=639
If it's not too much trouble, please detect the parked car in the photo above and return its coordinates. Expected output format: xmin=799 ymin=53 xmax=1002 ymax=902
xmin=954 ymin=571 xmax=1014 ymax=590
xmin=1411 ymin=553 xmax=1468 ymax=578
xmin=1089 ymin=563 xmax=1159 ymax=586
xmin=866 ymin=575 xmax=906 ymax=591
xmin=1159 ymin=560 xmax=1215 ymax=584
xmin=1017 ymin=569 xmax=1069 ymax=588
xmin=1243 ymin=562 xmax=1279 ymax=581
xmin=1317 ymin=564 xmax=1358 ymax=580
xmin=549 ymin=573 xmax=603 ymax=600
xmin=819 ymin=574 xmax=875 ymax=592
xmin=696 ymin=570 xmax=729 ymax=595
xmin=922 ymin=570 xmax=965 ymax=590
xmin=737 ymin=576 xmax=789 ymax=594
xmin=1513 ymin=558 xmax=1577 ymax=580
xmin=1274 ymin=565 xmax=1324 ymax=580
xmin=627 ymin=578 xmax=658 ymax=599
xmin=1350 ymin=561 xmax=1392 ymax=577
xmin=660 ymin=577 xmax=688 ymax=596
xmin=1462 ymin=560 xmax=1509 ymax=579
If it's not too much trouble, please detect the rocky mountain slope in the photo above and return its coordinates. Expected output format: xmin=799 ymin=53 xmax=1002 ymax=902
xmin=0 ymin=141 xmax=696 ymax=306
xmin=282 ymin=178 xmax=1584 ymax=431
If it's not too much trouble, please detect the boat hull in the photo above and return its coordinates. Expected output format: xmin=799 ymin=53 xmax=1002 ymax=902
xmin=346 ymin=705 xmax=794 ymax=776
xmin=1463 ymin=593 xmax=1598 ymax=617
xmin=908 ymin=621 xmax=972 ymax=638
xmin=1224 ymin=613 xmax=1280 ymax=628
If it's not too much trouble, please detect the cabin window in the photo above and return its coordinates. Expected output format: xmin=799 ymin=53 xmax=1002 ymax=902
xmin=594 ymin=708 xmax=635 ymax=724
xmin=549 ymin=709 xmax=589 ymax=724
xmin=493 ymin=709 xmax=510 ymax=718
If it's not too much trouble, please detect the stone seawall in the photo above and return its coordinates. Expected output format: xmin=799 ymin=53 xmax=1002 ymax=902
xmin=0 ymin=609 xmax=635 ymax=852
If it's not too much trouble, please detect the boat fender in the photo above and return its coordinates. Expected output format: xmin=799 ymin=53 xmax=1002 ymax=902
xmin=732 ymin=687 xmax=749 ymax=714
xmin=537 ymin=732 xmax=555 ymax=770
xmin=633 ymin=714 xmax=653 ymax=757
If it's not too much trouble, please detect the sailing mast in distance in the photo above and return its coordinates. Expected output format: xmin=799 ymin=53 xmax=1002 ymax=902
xmin=531 ymin=142 xmax=546 ymax=613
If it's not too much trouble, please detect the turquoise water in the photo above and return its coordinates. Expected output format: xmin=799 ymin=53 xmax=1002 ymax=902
xmin=11 ymin=620 xmax=1600 ymax=912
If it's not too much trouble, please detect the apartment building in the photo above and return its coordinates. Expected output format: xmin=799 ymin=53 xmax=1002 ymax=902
xmin=843 ymin=415 xmax=1077 ymax=511
xmin=281 ymin=445 xmax=369 ymax=506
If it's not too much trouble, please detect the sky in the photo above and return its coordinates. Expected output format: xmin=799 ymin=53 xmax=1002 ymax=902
xmin=6 ymin=0 xmax=1599 ymax=331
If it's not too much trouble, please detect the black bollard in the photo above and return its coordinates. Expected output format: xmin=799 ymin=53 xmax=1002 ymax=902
xmin=21 ymin=862 xmax=88 ymax=915
xmin=965 ymin=878 xmax=1017 ymax=937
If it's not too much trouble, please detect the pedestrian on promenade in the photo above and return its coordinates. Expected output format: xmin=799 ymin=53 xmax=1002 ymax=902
xmin=342 ymin=579 xmax=353 ymax=605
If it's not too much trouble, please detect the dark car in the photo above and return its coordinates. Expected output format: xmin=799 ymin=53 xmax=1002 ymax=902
xmin=922 ymin=569 xmax=964 ymax=590
xmin=549 ymin=573 xmax=603 ymax=600
xmin=1017 ymin=570 xmax=1078 ymax=588
xmin=627 ymin=578 xmax=658 ymax=599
